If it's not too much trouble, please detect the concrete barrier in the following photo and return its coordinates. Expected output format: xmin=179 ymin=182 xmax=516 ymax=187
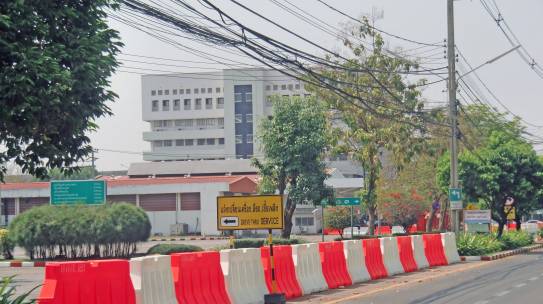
xmin=220 ymin=248 xmax=268 ymax=304
xmin=441 ymin=232 xmax=461 ymax=264
xmin=291 ymin=243 xmax=328 ymax=295
xmin=342 ymin=240 xmax=371 ymax=283
xmin=380 ymin=237 xmax=404 ymax=276
xmin=130 ymin=255 xmax=177 ymax=304
xmin=411 ymin=235 xmax=429 ymax=269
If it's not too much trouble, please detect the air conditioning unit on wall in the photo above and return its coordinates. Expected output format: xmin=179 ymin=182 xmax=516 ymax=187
xmin=170 ymin=223 xmax=189 ymax=235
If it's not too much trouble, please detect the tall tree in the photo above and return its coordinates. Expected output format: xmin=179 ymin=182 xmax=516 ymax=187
xmin=33 ymin=166 xmax=98 ymax=181
xmin=0 ymin=0 xmax=122 ymax=181
xmin=437 ymin=131 xmax=543 ymax=237
xmin=307 ymin=19 xmax=426 ymax=235
xmin=253 ymin=96 xmax=332 ymax=239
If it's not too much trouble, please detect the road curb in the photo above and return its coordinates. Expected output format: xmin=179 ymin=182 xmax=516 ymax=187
xmin=461 ymin=243 xmax=543 ymax=262
xmin=149 ymin=237 xmax=229 ymax=241
xmin=0 ymin=261 xmax=46 ymax=268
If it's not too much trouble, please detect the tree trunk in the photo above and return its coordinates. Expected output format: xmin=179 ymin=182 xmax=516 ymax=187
xmin=438 ymin=199 xmax=448 ymax=231
xmin=367 ymin=209 xmax=375 ymax=235
xmin=426 ymin=209 xmax=435 ymax=232
xmin=497 ymin=220 xmax=505 ymax=238
xmin=515 ymin=217 xmax=522 ymax=231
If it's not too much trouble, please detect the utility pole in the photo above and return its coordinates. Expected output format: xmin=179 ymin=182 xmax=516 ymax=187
xmin=447 ymin=0 xmax=460 ymax=234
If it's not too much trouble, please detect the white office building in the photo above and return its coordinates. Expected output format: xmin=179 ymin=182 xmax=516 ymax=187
xmin=141 ymin=69 xmax=309 ymax=161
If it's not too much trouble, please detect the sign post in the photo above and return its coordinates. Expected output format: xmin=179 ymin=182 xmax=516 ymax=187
xmin=321 ymin=198 xmax=361 ymax=238
xmin=50 ymin=180 xmax=106 ymax=205
xmin=217 ymin=195 xmax=285 ymax=303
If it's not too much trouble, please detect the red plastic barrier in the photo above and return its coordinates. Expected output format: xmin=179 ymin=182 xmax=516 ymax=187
xmin=318 ymin=242 xmax=352 ymax=289
xmin=261 ymin=245 xmax=302 ymax=299
xmin=408 ymin=225 xmax=418 ymax=233
xmin=171 ymin=251 xmax=231 ymax=304
xmin=362 ymin=238 xmax=388 ymax=280
xmin=323 ymin=228 xmax=341 ymax=235
xmin=422 ymin=234 xmax=448 ymax=267
xmin=376 ymin=226 xmax=392 ymax=235
xmin=397 ymin=236 xmax=418 ymax=272
xmin=38 ymin=260 xmax=135 ymax=304
xmin=507 ymin=222 xmax=517 ymax=230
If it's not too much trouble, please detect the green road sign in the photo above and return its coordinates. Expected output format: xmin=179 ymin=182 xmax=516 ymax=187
xmin=321 ymin=197 xmax=361 ymax=206
xmin=448 ymin=188 xmax=462 ymax=202
xmin=50 ymin=180 xmax=106 ymax=205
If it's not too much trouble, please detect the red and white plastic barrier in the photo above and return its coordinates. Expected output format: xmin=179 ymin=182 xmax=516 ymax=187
xmin=35 ymin=234 xmax=458 ymax=303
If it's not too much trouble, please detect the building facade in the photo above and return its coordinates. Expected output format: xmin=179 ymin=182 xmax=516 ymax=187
xmin=141 ymin=69 xmax=308 ymax=161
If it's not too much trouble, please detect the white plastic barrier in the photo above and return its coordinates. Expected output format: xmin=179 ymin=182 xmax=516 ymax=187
xmin=380 ymin=237 xmax=404 ymax=275
xmin=291 ymin=243 xmax=328 ymax=295
xmin=342 ymin=240 xmax=371 ymax=283
xmin=441 ymin=232 xmax=461 ymax=264
xmin=392 ymin=226 xmax=405 ymax=234
xmin=411 ymin=235 xmax=429 ymax=269
xmin=220 ymin=248 xmax=268 ymax=304
xmin=129 ymin=255 xmax=177 ymax=304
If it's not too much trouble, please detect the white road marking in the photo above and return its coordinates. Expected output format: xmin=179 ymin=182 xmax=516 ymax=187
xmin=495 ymin=290 xmax=510 ymax=297
xmin=473 ymin=301 xmax=489 ymax=304
xmin=514 ymin=283 xmax=527 ymax=288
xmin=528 ymin=276 xmax=538 ymax=281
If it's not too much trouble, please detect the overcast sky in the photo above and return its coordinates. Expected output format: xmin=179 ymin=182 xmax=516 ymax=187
xmin=89 ymin=0 xmax=543 ymax=171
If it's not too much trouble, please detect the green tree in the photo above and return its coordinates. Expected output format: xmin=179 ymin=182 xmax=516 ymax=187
xmin=0 ymin=0 xmax=122 ymax=181
xmin=438 ymin=131 xmax=543 ymax=237
xmin=33 ymin=166 xmax=98 ymax=181
xmin=308 ymin=19 xmax=426 ymax=235
xmin=253 ymin=96 xmax=333 ymax=239
xmin=324 ymin=207 xmax=351 ymax=240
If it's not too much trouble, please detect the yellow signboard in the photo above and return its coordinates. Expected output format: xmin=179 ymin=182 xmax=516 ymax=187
xmin=217 ymin=195 xmax=284 ymax=230
xmin=504 ymin=205 xmax=516 ymax=221
xmin=466 ymin=203 xmax=479 ymax=210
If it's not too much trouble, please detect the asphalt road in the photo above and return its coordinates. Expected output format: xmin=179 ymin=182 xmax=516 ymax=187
xmin=322 ymin=250 xmax=543 ymax=304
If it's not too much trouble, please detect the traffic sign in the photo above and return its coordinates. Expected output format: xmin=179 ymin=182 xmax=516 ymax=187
xmin=321 ymin=197 xmax=361 ymax=206
xmin=217 ymin=195 xmax=283 ymax=230
xmin=463 ymin=210 xmax=491 ymax=224
xmin=50 ymin=180 xmax=106 ymax=205
xmin=449 ymin=188 xmax=462 ymax=210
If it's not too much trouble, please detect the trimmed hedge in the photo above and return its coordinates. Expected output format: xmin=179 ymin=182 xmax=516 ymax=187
xmin=457 ymin=230 xmax=534 ymax=256
xmin=499 ymin=230 xmax=533 ymax=250
xmin=9 ymin=203 xmax=151 ymax=260
xmin=233 ymin=238 xmax=305 ymax=249
xmin=147 ymin=244 xmax=203 ymax=255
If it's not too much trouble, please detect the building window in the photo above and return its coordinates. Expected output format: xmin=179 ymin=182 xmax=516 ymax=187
xmin=186 ymin=88 xmax=191 ymax=94
xmin=235 ymin=114 xmax=242 ymax=123
xmin=282 ymin=95 xmax=289 ymax=101
xmin=196 ymin=119 xmax=206 ymax=128
xmin=194 ymin=88 xmax=199 ymax=94
xmin=246 ymin=134 xmax=253 ymax=144
xmin=273 ymin=85 xmax=278 ymax=91
xmin=295 ymin=217 xmax=314 ymax=226
xmin=217 ymin=97 xmax=224 ymax=109
xmin=164 ymin=89 xmax=169 ymax=95
xmin=304 ymin=94 xmax=311 ymax=98
xmin=265 ymin=85 xmax=271 ymax=91
xmin=207 ymin=88 xmax=212 ymax=93
xmin=158 ymin=90 xmax=163 ymax=95
xmin=205 ymin=98 xmax=213 ymax=109
xmin=266 ymin=96 xmax=273 ymax=106
xmin=288 ymin=84 xmax=293 ymax=90
xmin=151 ymin=90 xmax=156 ymax=96
xmin=176 ymin=139 xmax=184 ymax=146
xmin=216 ymin=87 xmax=221 ymax=93
xmin=281 ymin=84 xmax=286 ymax=90
xmin=185 ymin=139 xmax=194 ymax=146
xmin=206 ymin=138 xmax=215 ymax=145
xmin=218 ymin=138 xmax=225 ymax=145
xmin=234 ymin=93 xmax=242 ymax=103
xmin=173 ymin=89 xmax=178 ymax=95
xmin=184 ymin=99 xmax=191 ymax=110
xmin=163 ymin=140 xmax=172 ymax=147
xmin=197 ymin=138 xmax=205 ymax=146
xmin=180 ymin=89 xmax=184 ymax=95
xmin=152 ymin=100 xmax=159 ymax=112
xmin=195 ymin=98 xmax=202 ymax=110
xmin=246 ymin=92 xmax=253 ymax=103
xmin=218 ymin=118 xmax=224 ymax=127
xmin=201 ymin=88 xmax=205 ymax=94
xmin=162 ymin=100 xmax=170 ymax=111
xmin=295 ymin=83 xmax=300 ymax=90
xmin=173 ymin=99 xmax=180 ymax=111
xmin=235 ymin=135 xmax=242 ymax=144
xmin=293 ymin=94 xmax=300 ymax=98
xmin=153 ymin=140 xmax=163 ymax=148
xmin=246 ymin=114 xmax=253 ymax=123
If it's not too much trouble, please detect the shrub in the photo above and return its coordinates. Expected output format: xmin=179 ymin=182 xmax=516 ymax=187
xmin=456 ymin=233 xmax=503 ymax=256
xmin=538 ymin=228 xmax=543 ymax=239
xmin=499 ymin=230 xmax=533 ymax=250
xmin=324 ymin=207 xmax=351 ymax=239
xmin=0 ymin=276 xmax=37 ymax=304
xmin=233 ymin=238 xmax=304 ymax=249
xmin=0 ymin=229 xmax=14 ymax=259
xmin=147 ymin=244 xmax=203 ymax=255
xmin=9 ymin=203 xmax=151 ymax=259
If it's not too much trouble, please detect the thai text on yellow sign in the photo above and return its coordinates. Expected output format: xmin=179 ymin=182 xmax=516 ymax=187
xmin=217 ymin=195 xmax=284 ymax=230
